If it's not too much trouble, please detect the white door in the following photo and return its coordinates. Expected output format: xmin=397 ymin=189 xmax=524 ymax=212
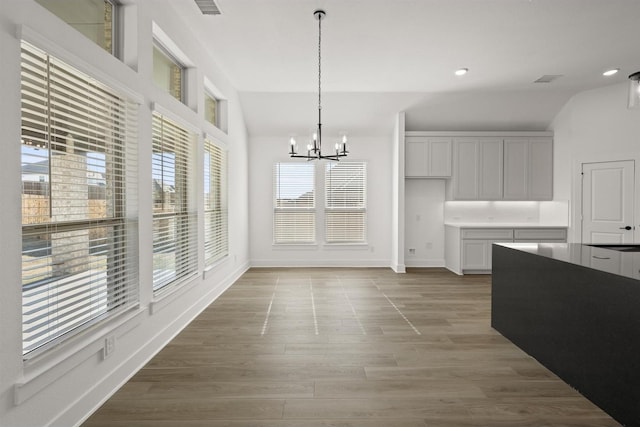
xmin=581 ymin=160 xmax=635 ymax=244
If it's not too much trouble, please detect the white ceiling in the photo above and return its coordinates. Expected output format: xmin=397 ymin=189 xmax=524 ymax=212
xmin=172 ymin=0 xmax=640 ymax=137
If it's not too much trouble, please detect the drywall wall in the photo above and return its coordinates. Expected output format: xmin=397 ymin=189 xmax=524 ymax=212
xmin=0 ymin=1 xmax=249 ymax=426
xmin=550 ymin=82 xmax=640 ymax=242
xmin=248 ymin=136 xmax=392 ymax=267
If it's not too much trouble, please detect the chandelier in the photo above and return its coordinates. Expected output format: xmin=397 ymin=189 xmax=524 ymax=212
xmin=289 ymin=9 xmax=349 ymax=161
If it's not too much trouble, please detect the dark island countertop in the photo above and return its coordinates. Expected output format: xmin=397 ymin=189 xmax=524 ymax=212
xmin=495 ymin=242 xmax=640 ymax=280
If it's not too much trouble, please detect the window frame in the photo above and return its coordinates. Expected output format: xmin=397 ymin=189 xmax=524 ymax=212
xmin=273 ymin=162 xmax=317 ymax=245
xmin=324 ymin=161 xmax=368 ymax=244
xmin=35 ymin=0 xmax=118 ymax=56
xmin=203 ymin=138 xmax=228 ymax=267
xmin=19 ymin=40 xmax=139 ymax=358
xmin=152 ymin=42 xmax=185 ymax=103
xmin=151 ymin=112 xmax=198 ymax=294
xmin=204 ymin=92 xmax=219 ymax=128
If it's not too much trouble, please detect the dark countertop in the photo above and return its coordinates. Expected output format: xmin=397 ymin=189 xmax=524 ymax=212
xmin=495 ymin=242 xmax=640 ymax=280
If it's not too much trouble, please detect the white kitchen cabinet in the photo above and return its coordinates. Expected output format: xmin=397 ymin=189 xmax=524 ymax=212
xmin=445 ymin=225 xmax=567 ymax=274
xmin=460 ymin=228 xmax=513 ymax=271
xmin=503 ymin=137 xmax=553 ymax=200
xmin=513 ymin=228 xmax=567 ymax=242
xmin=452 ymin=138 xmax=503 ymax=200
xmin=405 ymin=136 xmax=452 ymax=178
xmin=462 ymin=240 xmax=490 ymax=270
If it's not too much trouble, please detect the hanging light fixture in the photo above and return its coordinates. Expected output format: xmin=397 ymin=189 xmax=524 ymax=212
xmin=289 ymin=9 xmax=349 ymax=161
xmin=628 ymin=71 xmax=640 ymax=109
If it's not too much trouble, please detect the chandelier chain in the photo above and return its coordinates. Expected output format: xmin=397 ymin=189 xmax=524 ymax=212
xmin=318 ymin=12 xmax=322 ymax=113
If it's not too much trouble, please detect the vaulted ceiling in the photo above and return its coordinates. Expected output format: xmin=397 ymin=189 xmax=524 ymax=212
xmin=172 ymin=0 xmax=640 ymax=137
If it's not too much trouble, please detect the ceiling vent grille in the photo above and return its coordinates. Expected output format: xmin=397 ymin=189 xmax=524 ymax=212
xmin=534 ymin=74 xmax=563 ymax=83
xmin=194 ymin=0 xmax=221 ymax=15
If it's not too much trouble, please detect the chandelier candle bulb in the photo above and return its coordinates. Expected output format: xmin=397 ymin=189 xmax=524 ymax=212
xmin=289 ymin=137 xmax=297 ymax=155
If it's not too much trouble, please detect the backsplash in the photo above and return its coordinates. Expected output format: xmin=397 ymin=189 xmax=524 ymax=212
xmin=444 ymin=200 xmax=569 ymax=225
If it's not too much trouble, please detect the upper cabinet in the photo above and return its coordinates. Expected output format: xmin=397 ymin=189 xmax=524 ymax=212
xmin=503 ymin=137 xmax=553 ymax=200
xmin=452 ymin=137 xmax=503 ymax=200
xmin=445 ymin=132 xmax=552 ymax=201
xmin=405 ymin=132 xmax=553 ymax=200
xmin=405 ymin=136 xmax=452 ymax=178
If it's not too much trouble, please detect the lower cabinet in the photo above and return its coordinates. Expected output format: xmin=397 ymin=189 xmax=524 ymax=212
xmin=447 ymin=226 xmax=568 ymax=274
xmin=461 ymin=229 xmax=513 ymax=272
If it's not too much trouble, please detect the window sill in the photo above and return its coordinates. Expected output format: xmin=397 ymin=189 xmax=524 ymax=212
xmin=323 ymin=242 xmax=369 ymax=249
xmin=272 ymin=243 xmax=319 ymax=249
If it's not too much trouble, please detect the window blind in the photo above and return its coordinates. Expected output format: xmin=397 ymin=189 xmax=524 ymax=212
xmin=325 ymin=162 xmax=367 ymax=243
xmin=152 ymin=113 xmax=197 ymax=292
xmin=273 ymin=163 xmax=315 ymax=243
xmin=204 ymin=139 xmax=228 ymax=266
xmin=20 ymin=41 xmax=139 ymax=356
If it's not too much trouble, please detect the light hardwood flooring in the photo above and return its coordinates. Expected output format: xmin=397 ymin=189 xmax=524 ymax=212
xmin=82 ymin=268 xmax=620 ymax=426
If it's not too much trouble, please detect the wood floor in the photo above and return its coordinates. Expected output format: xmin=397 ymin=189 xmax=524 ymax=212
xmin=82 ymin=268 xmax=620 ymax=427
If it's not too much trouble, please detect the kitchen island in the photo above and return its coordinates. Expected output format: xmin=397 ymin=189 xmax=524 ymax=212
xmin=492 ymin=243 xmax=640 ymax=427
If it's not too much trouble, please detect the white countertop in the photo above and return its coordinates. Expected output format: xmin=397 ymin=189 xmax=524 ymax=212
xmin=444 ymin=223 xmax=568 ymax=229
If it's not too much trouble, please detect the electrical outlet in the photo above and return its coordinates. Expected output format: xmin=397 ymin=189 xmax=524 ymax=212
xmin=103 ymin=335 xmax=115 ymax=359
xmin=409 ymin=248 xmax=415 ymax=255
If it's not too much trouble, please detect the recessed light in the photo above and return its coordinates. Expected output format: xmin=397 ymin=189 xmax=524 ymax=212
xmin=603 ymin=68 xmax=619 ymax=77
xmin=455 ymin=68 xmax=468 ymax=76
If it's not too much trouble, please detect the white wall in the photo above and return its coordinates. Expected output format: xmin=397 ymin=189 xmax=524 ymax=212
xmin=0 ymin=1 xmax=249 ymax=426
xmin=404 ymin=180 xmax=446 ymax=267
xmin=249 ymin=136 xmax=392 ymax=267
xmin=550 ymin=82 xmax=640 ymax=242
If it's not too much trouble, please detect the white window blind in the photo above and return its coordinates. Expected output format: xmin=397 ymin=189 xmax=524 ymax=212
xmin=20 ymin=41 xmax=139 ymax=356
xmin=152 ymin=113 xmax=197 ymax=292
xmin=325 ymin=162 xmax=367 ymax=243
xmin=273 ymin=163 xmax=315 ymax=244
xmin=204 ymin=139 xmax=228 ymax=266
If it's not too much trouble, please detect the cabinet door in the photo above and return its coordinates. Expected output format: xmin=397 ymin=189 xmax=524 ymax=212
xmin=453 ymin=139 xmax=479 ymax=199
xmin=462 ymin=240 xmax=489 ymax=270
xmin=478 ymin=139 xmax=503 ymax=200
xmin=503 ymin=139 xmax=529 ymax=200
xmin=529 ymin=138 xmax=553 ymax=200
xmin=405 ymin=138 xmax=428 ymax=177
xmin=428 ymin=138 xmax=452 ymax=177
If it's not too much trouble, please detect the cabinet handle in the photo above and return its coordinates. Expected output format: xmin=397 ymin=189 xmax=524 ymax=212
xmin=619 ymin=226 xmax=633 ymax=230
xmin=593 ymin=256 xmax=611 ymax=260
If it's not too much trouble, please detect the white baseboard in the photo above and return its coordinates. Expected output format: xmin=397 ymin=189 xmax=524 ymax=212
xmin=405 ymin=258 xmax=446 ymax=268
xmin=250 ymin=259 xmax=391 ymax=268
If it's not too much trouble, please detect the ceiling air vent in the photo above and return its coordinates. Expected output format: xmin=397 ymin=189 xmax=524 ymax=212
xmin=194 ymin=0 xmax=221 ymax=15
xmin=534 ymin=74 xmax=563 ymax=83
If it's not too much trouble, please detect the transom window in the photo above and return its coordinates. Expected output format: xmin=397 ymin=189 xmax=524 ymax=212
xmin=20 ymin=41 xmax=139 ymax=356
xmin=204 ymin=93 xmax=218 ymax=127
xmin=153 ymin=44 xmax=184 ymax=102
xmin=35 ymin=0 xmax=116 ymax=55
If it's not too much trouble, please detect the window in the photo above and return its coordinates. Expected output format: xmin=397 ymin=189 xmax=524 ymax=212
xmin=204 ymin=93 xmax=218 ymax=127
xmin=152 ymin=113 xmax=197 ymax=293
xmin=325 ymin=162 xmax=367 ymax=243
xmin=35 ymin=0 xmax=116 ymax=55
xmin=204 ymin=139 xmax=228 ymax=266
xmin=20 ymin=41 xmax=138 ymax=356
xmin=153 ymin=44 xmax=184 ymax=102
xmin=273 ymin=163 xmax=315 ymax=244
